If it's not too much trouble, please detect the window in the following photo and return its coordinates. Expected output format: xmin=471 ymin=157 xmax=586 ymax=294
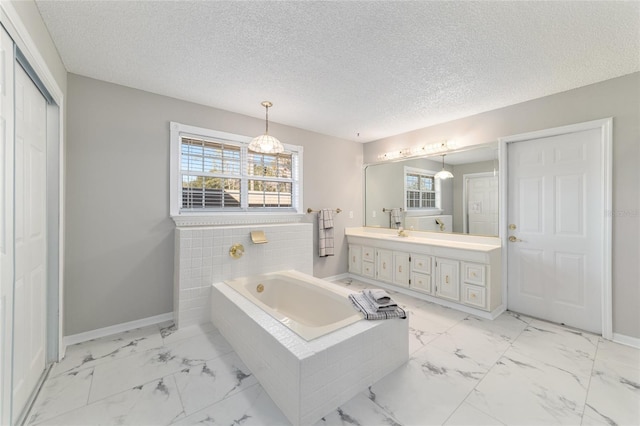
xmin=404 ymin=166 xmax=441 ymax=212
xmin=170 ymin=122 xmax=302 ymax=221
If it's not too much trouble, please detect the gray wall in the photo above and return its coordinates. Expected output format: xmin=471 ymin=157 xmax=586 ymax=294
xmin=65 ymin=74 xmax=363 ymax=335
xmin=364 ymin=72 xmax=640 ymax=339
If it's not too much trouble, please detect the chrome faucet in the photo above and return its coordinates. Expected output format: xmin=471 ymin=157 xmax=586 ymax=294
xmin=435 ymin=218 xmax=445 ymax=231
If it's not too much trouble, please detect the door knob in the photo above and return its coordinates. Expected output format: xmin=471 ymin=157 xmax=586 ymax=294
xmin=509 ymin=236 xmax=523 ymax=242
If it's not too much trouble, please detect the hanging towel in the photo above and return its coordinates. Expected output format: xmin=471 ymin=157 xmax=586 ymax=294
xmin=348 ymin=292 xmax=406 ymax=320
xmin=318 ymin=209 xmax=334 ymax=257
xmin=390 ymin=208 xmax=402 ymax=228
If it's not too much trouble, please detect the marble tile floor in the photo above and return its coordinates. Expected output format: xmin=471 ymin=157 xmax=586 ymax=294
xmin=27 ymin=278 xmax=639 ymax=426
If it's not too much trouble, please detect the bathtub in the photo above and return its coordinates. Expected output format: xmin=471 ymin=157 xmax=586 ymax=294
xmin=224 ymin=270 xmax=363 ymax=340
xmin=211 ymin=270 xmax=409 ymax=425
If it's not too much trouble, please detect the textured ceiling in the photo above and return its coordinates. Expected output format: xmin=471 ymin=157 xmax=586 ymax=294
xmin=36 ymin=1 xmax=639 ymax=142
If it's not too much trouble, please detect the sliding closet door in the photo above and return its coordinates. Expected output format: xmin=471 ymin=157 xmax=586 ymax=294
xmin=0 ymin=24 xmax=15 ymax=425
xmin=12 ymin=63 xmax=48 ymax=418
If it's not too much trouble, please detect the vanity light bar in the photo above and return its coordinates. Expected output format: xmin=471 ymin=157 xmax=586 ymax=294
xmin=377 ymin=140 xmax=456 ymax=161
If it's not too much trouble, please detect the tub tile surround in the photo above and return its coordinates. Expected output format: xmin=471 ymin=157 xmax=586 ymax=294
xmin=210 ymin=280 xmax=409 ymax=426
xmin=174 ymin=223 xmax=313 ymax=327
xmin=28 ymin=279 xmax=639 ymax=426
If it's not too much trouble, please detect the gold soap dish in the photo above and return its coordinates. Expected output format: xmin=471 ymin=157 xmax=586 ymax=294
xmin=250 ymin=230 xmax=268 ymax=244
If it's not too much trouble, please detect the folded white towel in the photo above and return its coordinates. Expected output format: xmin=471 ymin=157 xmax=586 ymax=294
xmin=348 ymin=293 xmax=406 ymax=320
xmin=364 ymin=290 xmax=398 ymax=311
xmin=365 ymin=289 xmax=392 ymax=304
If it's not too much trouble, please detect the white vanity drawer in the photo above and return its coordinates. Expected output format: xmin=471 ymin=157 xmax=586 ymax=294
xmin=362 ymin=246 xmax=375 ymax=262
xmin=462 ymin=262 xmax=486 ymax=286
xmin=412 ymin=254 xmax=432 ymax=274
xmin=462 ymin=284 xmax=486 ymax=309
xmin=411 ymin=272 xmax=432 ymax=294
xmin=362 ymin=261 xmax=375 ymax=278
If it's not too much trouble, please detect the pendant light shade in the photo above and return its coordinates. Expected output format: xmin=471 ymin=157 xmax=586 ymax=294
xmin=434 ymin=154 xmax=454 ymax=180
xmin=248 ymin=101 xmax=284 ymax=154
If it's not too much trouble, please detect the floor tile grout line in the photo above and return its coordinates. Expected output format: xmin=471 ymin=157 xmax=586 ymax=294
xmin=169 ymin=381 xmax=265 ymax=425
xmin=579 ymin=337 xmax=602 ymax=425
xmin=440 ymin=314 xmax=530 ymax=426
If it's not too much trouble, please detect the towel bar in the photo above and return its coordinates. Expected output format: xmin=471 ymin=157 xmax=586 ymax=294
xmin=307 ymin=208 xmax=342 ymax=214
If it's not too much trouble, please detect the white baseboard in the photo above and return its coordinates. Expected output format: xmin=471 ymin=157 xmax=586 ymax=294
xmin=324 ymin=272 xmax=350 ymax=282
xmin=612 ymin=332 xmax=640 ymax=349
xmin=63 ymin=312 xmax=174 ymax=347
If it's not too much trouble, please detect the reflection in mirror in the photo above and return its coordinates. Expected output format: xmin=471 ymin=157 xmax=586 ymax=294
xmin=365 ymin=143 xmax=499 ymax=236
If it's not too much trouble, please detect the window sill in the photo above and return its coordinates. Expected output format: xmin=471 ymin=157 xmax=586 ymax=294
xmin=404 ymin=209 xmax=443 ymax=217
xmin=171 ymin=212 xmax=305 ymax=227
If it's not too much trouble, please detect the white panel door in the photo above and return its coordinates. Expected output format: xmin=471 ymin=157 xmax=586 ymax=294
xmin=12 ymin=64 xmax=48 ymax=416
xmin=507 ymin=128 xmax=603 ymax=333
xmin=0 ymin=26 xmax=16 ymax=426
xmin=466 ymin=174 xmax=499 ymax=235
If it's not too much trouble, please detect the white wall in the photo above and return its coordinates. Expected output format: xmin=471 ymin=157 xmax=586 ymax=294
xmin=364 ymin=72 xmax=640 ymax=339
xmin=65 ymin=74 xmax=363 ymax=335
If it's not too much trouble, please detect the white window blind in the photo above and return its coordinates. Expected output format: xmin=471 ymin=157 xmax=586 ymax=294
xmin=170 ymin=122 xmax=302 ymax=217
xmin=404 ymin=167 xmax=441 ymax=211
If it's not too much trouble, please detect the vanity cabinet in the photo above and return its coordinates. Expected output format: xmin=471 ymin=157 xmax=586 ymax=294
xmin=348 ymin=245 xmax=362 ymax=275
xmin=345 ymin=227 xmax=502 ymax=317
xmin=410 ymin=254 xmax=433 ymax=294
xmin=376 ymin=249 xmax=393 ymax=283
xmin=461 ymin=262 xmax=487 ymax=308
xmin=435 ymin=258 xmax=460 ymax=301
xmin=393 ymin=252 xmax=410 ymax=287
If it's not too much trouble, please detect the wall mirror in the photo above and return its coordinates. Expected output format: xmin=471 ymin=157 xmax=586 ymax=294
xmin=364 ymin=142 xmax=499 ymax=237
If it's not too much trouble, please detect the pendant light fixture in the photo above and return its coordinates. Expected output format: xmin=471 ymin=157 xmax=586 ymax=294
xmin=434 ymin=154 xmax=454 ymax=180
xmin=248 ymin=101 xmax=284 ymax=154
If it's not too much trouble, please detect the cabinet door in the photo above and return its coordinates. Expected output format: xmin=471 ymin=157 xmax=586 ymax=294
xmin=462 ymin=284 xmax=487 ymax=309
xmin=362 ymin=261 xmax=375 ymax=278
xmin=362 ymin=246 xmax=375 ymax=262
xmin=435 ymin=258 xmax=460 ymax=301
xmin=349 ymin=245 xmax=362 ymax=275
xmin=412 ymin=254 xmax=432 ymax=274
xmin=462 ymin=262 xmax=486 ymax=286
xmin=411 ymin=272 xmax=432 ymax=294
xmin=376 ymin=249 xmax=393 ymax=283
xmin=393 ymin=252 xmax=410 ymax=287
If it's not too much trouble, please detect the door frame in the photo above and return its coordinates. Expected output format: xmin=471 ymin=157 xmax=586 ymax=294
xmin=462 ymin=171 xmax=498 ymax=234
xmin=0 ymin=3 xmax=65 ymax=424
xmin=498 ymin=118 xmax=613 ymax=339
xmin=1 ymin=2 xmax=65 ymax=359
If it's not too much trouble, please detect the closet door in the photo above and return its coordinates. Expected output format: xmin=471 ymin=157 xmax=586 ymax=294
xmin=12 ymin=63 xmax=48 ymax=417
xmin=0 ymin=25 xmax=16 ymax=426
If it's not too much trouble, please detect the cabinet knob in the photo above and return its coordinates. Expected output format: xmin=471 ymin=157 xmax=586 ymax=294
xmin=445 ymin=275 xmax=449 ymax=284
xmin=471 ymin=293 xmax=477 ymax=299
xmin=418 ymin=262 xmax=423 ymax=267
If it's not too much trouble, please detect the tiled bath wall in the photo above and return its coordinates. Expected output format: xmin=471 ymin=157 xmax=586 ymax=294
xmin=211 ymin=280 xmax=409 ymax=426
xmin=174 ymin=223 xmax=313 ymax=327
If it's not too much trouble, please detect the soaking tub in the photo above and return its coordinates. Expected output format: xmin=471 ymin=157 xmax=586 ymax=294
xmin=224 ymin=270 xmax=363 ymax=340
xmin=211 ymin=270 xmax=409 ymax=426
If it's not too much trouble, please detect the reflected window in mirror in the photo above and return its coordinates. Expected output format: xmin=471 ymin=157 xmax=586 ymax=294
xmin=404 ymin=166 xmax=442 ymax=213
